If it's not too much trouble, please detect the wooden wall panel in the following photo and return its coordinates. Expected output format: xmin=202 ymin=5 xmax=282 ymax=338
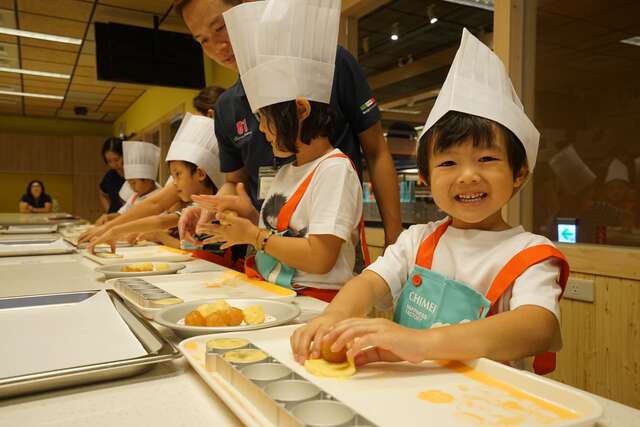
xmin=0 ymin=134 xmax=73 ymax=174
xmin=72 ymin=136 xmax=109 ymax=220
xmin=550 ymin=273 xmax=640 ymax=409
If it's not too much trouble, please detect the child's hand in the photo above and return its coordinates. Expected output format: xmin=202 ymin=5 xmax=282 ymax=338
xmin=198 ymin=212 xmax=258 ymax=250
xmin=192 ymin=183 xmax=257 ymax=221
xmin=87 ymin=229 xmax=118 ymax=255
xmin=324 ymin=318 xmax=428 ymax=365
xmin=290 ymin=311 xmax=348 ymax=364
xmin=179 ymin=206 xmax=216 ymax=244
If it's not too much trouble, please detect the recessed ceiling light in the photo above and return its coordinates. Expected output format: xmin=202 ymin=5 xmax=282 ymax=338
xmin=620 ymin=36 xmax=640 ymax=47
xmin=443 ymin=0 xmax=494 ymax=11
xmin=0 ymin=66 xmax=70 ymax=79
xmin=0 ymin=90 xmax=63 ymax=100
xmin=390 ymin=34 xmax=399 ymax=41
xmin=430 ymin=17 xmax=438 ymax=24
xmin=0 ymin=27 xmax=82 ymax=45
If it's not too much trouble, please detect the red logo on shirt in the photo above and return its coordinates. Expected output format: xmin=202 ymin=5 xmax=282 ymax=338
xmin=236 ymin=119 xmax=249 ymax=136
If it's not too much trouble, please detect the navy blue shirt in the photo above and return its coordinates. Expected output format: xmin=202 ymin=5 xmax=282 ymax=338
xmin=215 ymin=45 xmax=381 ymax=207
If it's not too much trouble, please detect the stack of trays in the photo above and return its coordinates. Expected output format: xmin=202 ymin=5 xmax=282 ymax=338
xmin=204 ymin=337 xmax=374 ymax=427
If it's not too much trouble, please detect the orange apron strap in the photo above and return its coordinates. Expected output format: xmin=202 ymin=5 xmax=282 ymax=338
xmin=276 ymin=153 xmax=350 ymax=232
xmin=485 ymin=245 xmax=570 ymax=308
xmin=359 ymin=216 xmax=371 ymax=266
xmin=415 ymin=218 xmax=452 ymax=269
xmin=485 ymin=244 xmax=569 ymax=376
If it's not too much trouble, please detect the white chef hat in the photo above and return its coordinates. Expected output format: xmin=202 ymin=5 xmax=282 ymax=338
xmin=422 ymin=28 xmax=540 ymax=172
xmin=165 ymin=113 xmax=224 ymax=189
xmin=605 ymin=158 xmax=630 ymax=184
xmin=224 ymin=0 xmax=340 ymax=112
xmin=123 ymin=141 xmax=160 ymax=180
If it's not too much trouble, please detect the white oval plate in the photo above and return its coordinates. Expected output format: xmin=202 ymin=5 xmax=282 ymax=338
xmin=154 ymin=298 xmax=301 ymax=338
xmin=95 ymin=262 xmax=186 ymax=279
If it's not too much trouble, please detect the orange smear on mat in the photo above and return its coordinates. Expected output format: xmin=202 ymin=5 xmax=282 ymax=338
xmin=184 ymin=342 xmax=199 ymax=352
xmin=418 ymin=390 xmax=455 ymax=403
xmin=439 ymin=361 xmax=578 ymax=420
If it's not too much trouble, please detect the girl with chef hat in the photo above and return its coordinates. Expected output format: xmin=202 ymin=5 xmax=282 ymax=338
xmin=192 ymin=0 xmax=369 ymax=302
xmin=87 ymin=114 xmax=243 ymax=270
xmin=292 ymin=29 xmax=570 ymax=375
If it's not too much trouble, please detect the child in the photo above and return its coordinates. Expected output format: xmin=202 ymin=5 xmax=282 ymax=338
xmin=190 ymin=0 xmax=367 ymax=302
xmin=88 ymin=114 xmax=241 ymax=270
xmin=291 ymin=29 xmax=569 ymax=374
xmin=97 ymin=141 xmax=161 ymax=223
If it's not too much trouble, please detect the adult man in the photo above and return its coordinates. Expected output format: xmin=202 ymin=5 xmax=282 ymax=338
xmin=178 ymin=0 xmax=402 ymax=247
xmin=83 ymin=0 xmax=401 ymax=249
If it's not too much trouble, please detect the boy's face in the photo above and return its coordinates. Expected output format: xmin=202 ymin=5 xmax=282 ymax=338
xmin=427 ymin=130 xmax=527 ymax=230
xmin=127 ymin=178 xmax=154 ymax=195
xmin=169 ymin=161 xmax=204 ymax=202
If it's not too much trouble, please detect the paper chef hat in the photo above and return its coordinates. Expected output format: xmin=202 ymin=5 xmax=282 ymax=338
xmin=225 ymin=0 xmax=340 ymax=112
xmin=123 ymin=141 xmax=160 ymax=180
xmin=165 ymin=113 xmax=224 ymax=189
xmin=605 ymin=158 xmax=630 ymax=184
xmin=423 ymin=28 xmax=541 ymax=172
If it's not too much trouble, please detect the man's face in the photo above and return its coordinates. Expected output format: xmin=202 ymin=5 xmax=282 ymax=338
xmin=182 ymin=0 xmax=238 ymax=71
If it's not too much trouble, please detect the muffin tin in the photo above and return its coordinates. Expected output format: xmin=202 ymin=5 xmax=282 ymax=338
xmin=112 ymin=278 xmax=183 ymax=309
xmin=204 ymin=339 xmax=376 ymax=427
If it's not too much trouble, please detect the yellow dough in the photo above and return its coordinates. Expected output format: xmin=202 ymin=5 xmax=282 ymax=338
xmin=223 ymin=348 xmax=267 ymax=364
xmin=242 ymin=305 xmax=265 ymax=325
xmin=196 ymin=300 xmax=231 ymax=317
xmin=304 ymin=358 xmax=356 ymax=378
xmin=219 ymin=210 xmax=238 ymax=226
xmin=206 ymin=338 xmax=249 ymax=351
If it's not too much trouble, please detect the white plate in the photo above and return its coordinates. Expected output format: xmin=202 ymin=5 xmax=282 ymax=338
xmin=154 ymin=298 xmax=300 ymax=338
xmin=95 ymin=262 xmax=186 ymax=279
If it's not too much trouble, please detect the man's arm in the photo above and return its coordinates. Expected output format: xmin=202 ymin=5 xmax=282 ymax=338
xmin=359 ymin=122 xmax=403 ymax=246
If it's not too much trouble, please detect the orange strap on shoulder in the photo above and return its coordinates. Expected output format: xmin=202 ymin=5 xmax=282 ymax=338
xmin=414 ymin=218 xmax=452 ymax=269
xmin=276 ymin=153 xmax=350 ymax=232
xmin=485 ymin=244 xmax=570 ymax=308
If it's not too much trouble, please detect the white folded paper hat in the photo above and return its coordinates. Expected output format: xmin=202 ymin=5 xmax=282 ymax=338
xmin=422 ymin=28 xmax=540 ymax=172
xmin=605 ymin=158 xmax=630 ymax=184
xmin=165 ymin=113 xmax=224 ymax=189
xmin=123 ymin=141 xmax=160 ymax=180
xmin=225 ymin=0 xmax=340 ymax=112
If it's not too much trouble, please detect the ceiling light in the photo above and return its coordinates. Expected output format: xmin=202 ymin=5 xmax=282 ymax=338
xmin=0 ymin=66 xmax=70 ymax=79
xmin=0 ymin=90 xmax=63 ymax=100
xmin=430 ymin=17 xmax=438 ymax=24
xmin=620 ymin=36 xmax=640 ymax=47
xmin=390 ymin=22 xmax=399 ymax=41
xmin=442 ymin=0 xmax=494 ymax=11
xmin=0 ymin=27 xmax=82 ymax=45
xmin=427 ymin=4 xmax=438 ymax=25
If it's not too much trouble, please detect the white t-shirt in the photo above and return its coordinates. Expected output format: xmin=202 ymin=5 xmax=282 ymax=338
xmin=367 ymin=217 xmax=564 ymax=356
xmin=118 ymin=183 xmax=161 ymax=214
xmin=259 ymin=148 xmax=362 ymax=289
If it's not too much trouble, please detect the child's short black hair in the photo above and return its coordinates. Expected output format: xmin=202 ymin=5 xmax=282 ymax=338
xmin=170 ymin=160 xmax=217 ymax=193
xmin=417 ymin=111 xmax=527 ymax=183
xmin=259 ymin=100 xmax=335 ymax=154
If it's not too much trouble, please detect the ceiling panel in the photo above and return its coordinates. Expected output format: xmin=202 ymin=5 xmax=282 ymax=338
xmin=21 ymin=45 xmax=77 ymax=64
xmin=20 ymin=37 xmax=80 ymax=53
xmin=57 ymin=108 xmax=106 ymax=120
xmin=18 ymin=12 xmax=87 ymax=38
xmin=21 ymin=59 xmax=73 ymax=74
xmin=17 ymin=0 xmax=94 ymax=22
xmin=24 ymin=107 xmax=56 ymax=117
xmin=23 ymin=84 xmax=66 ymax=96
xmin=98 ymin=0 xmax=175 ymax=15
xmin=22 ymin=75 xmax=69 ymax=89
xmin=0 ymin=1 xmax=15 ymax=9
xmin=68 ymin=82 xmax=110 ymax=94
xmin=23 ymin=97 xmax=63 ymax=108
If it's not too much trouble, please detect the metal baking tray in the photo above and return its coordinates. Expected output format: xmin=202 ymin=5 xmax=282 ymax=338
xmin=0 ymin=290 xmax=181 ymax=399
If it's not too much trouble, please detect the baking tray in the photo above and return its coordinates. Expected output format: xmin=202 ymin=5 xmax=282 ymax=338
xmin=108 ymin=270 xmax=297 ymax=319
xmin=0 ymin=224 xmax=58 ymax=234
xmin=0 ymin=238 xmax=75 ymax=257
xmin=82 ymin=245 xmax=192 ymax=265
xmin=0 ymin=213 xmax=74 ymax=226
xmin=0 ymin=290 xmax=181 ymax=399
xmin=180 ymin=326 xmax=603 ymax=427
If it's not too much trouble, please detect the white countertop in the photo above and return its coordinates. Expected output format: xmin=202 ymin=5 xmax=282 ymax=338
xmin=0 ymin=249 xmax=638 ymax=427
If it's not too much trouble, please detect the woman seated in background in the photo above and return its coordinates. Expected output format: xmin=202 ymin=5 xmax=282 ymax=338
xmin=96 ymin=137 xmax=126 ymax=225
xmin=19 ymin=180 xmax=53 ymax=213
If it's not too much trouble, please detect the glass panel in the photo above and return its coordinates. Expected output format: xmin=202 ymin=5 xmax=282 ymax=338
xmin=534 ymin=3 xmax=640 ymax=247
